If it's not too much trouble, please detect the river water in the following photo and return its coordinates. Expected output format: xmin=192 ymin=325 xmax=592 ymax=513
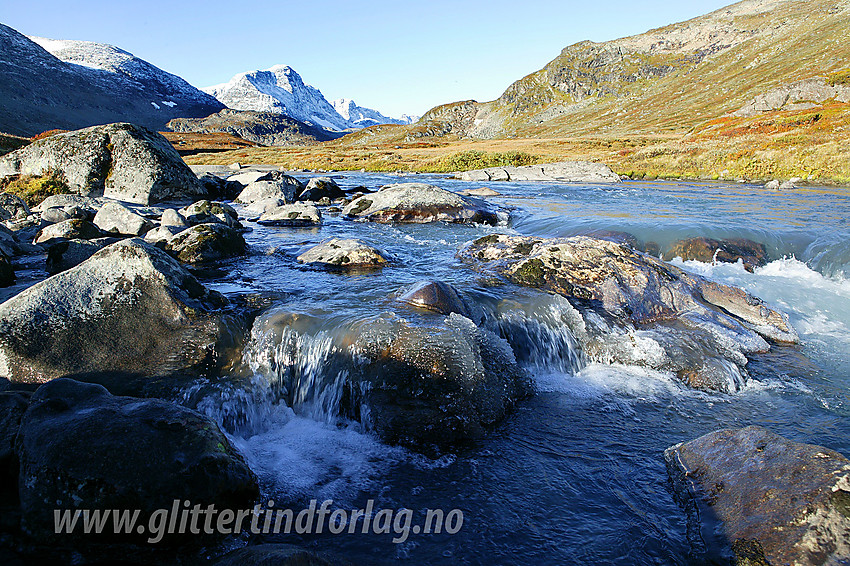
xmin=184 ymin=174 xmax=850 ymax=564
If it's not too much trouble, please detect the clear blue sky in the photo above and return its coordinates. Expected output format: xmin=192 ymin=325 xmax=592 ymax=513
xmin=3 ymin=0 xmax=734 ymax=117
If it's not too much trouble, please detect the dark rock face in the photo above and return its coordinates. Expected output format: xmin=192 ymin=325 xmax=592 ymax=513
xmin=667 ymin=237 xmax=768 ymax=272
xmin=0 ymin=194 xmax=30 ymax=221
xmin=45 ymin=238 xmax=111 ymax=274
xmin=16 ymin=379 xmax=259 ymax=542
xmin=398 ymin=280 xmax=471 ymax=317
xmin=460 ymin=234 xmax=797 ymax=392
xmin=0 ymin=253 xmax=13 ymax=287
xmin=0 ymin=239 xmax=230 ymax=390
xmin=298 ymin=177 xmax=346 ymax=202
xmin=168 ymin=109 xmax=342 ymax=147
xmin=343 ymin=183 xmax=500 ymax=225
xmin=197 ymin=173 xmax=244 ymax=202
xmin=354 ymin=314 xmax=532 ymax=447
xmin=165 ymin=223 xmax=247 ymax=264
xmin=0 ymin=23 xmax=224 ymax=138
xmin=665 ymin=426 xmax=850 ymax=565
xmin=0 ymin=123 xmax=205 ymax=205
xmin=0 ymin=391 xmax=28 ymax=485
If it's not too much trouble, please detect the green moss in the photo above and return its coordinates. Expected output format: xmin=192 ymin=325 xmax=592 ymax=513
xmin=831 ymin=490 xmax=850 ymax=518
xmin=475 ymin=234 xmax=502 ymax=245
xmin=513 ymin=242 xmax=537 ymax=256
xmin=349 ymin=198 xmax=373 ymax=216
xmin=421 ymin=150 xmax=540 ymax=173
xmin=512 ymin=258 xmax=548 ymax=287
xmin=1 ymin=171 xmax=69 ymax=206
xmin=827 ymin=69 xmax=850 ymax=86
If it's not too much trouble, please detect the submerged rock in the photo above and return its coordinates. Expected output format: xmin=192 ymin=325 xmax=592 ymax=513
xmin=460 ymin=187 xmax=501 ymax=197
xmin=166 ymin=223 xmax=247 ymax=264
xmin=297 ymin=238 xmax=388 ymax=269
xmin=0 ymin=123 xmax=205 ymax=205
xmin=398 ymin=280 xmax=471 ymax=317
xmin=456 ymin=161 xmax=621 ymax=183
xmin=665 ymin=426 xmax=850 ymax=565
xmin=0 ymin=239 xmax=230 ymax=390
xmin=355 ymin=314 xmax=532 ymax=447
xmin=258 ymin=203 xmax=322 ymax=227
xmin=460 ymin=234 xmax=797 ymax=392
xmin=17 ymin=378 xmax=259 ymax=542
xmin=667 ymin=237 xmax=768 ymax=272
xmin=343 ymin=183 xmax=499 ymax=225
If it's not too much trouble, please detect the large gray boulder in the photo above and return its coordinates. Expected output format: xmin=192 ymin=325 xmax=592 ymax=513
xmin=297 ymin=238 xmax=388 ymax=269
xmin=298 ymin=177 xmax=345 ymax=202
xmin=343 ymin=183 xmax=499 ymax=225
xmin=17 ymin=378 xmax=259 ymax=542
xmin=461 ymin=234 xmax=798 ymax=392
xmin=0 ymin=123 xmax=205 ymax=205
xmin=666 ymin=426 xmax=850 ymax=565
xmin=235 ymin=171 xmax=303 ymax=206
xmin=93 ymin=201 xmax=154 ymax=236
xmin=178 ymin=200 xmax=240 ymax=229
xmin=456 ymin=161 xmax=621 ymax=183
xmin=0 ymin=239 xmax=230 ymax=390
xmin=33 ymin=218 xmax=102 ymax=244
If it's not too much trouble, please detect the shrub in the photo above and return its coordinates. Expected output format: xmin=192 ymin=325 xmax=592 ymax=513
xmin=1 ymin=171 xmax=69 ymax=206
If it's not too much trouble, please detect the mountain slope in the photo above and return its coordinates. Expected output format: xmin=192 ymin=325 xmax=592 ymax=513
xmin=410 ymin=0 xmax=850 ymax=140
xmin=167 ymin=109 xmax=343 ymax=146
xmin=0 ymin=23 xmax=223 ymax=137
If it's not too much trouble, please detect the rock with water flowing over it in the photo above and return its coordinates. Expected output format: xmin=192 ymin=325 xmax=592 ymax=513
xmin=0 ymin=123 xmax=206 ymax=205
xmin=165 ymin=223 xmax=247 ymax=264
xmin=93 ymin=201 xmax=154 ymax=236
xmin=666 ymin=237 xmax=768 ymax=272
xmin=665 ymin=426 xmax=850 ymax=565
xmin=398 ymin=280 xmax=472 ymax=318
xmin=460 ymin=234 xmax=798 ymax=392
xmin=343 ymin=183 xmax=500 ymax=225
xmin=297 ymin=238 xmax=388 ymax=269
xmin=353 ymin=313 xmax=532 ymax=447
xmin=0 ymin=239 xmax=230 ymax=391
xmin=33 ymin=218 xmax=102 ymax=244
xmin=235 ymin=171 xmax=303 ymax=206
xmin=298 ymin=177 xmax=346 ymax=202
xmin=16 ymin=378 xmax=259 ymax=542
xmin=258 ymin=203 xmax=322 ymax=227
xmin=455 ymin=161 xmax=621 ymax=183
xmin=178 ymin=200 xmax=241 ymax=229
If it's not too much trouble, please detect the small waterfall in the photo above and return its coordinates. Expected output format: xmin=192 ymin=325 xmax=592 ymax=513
xmin=479 ymin=293 xmax=585 ymax=375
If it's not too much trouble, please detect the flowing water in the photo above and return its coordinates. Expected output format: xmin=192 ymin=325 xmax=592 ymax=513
xmin=184 ymin=174 xmax=850 ymax=564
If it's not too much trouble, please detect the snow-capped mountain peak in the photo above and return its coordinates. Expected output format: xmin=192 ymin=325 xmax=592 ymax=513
xmin=205 ymin=65 xmax=415 ymax=132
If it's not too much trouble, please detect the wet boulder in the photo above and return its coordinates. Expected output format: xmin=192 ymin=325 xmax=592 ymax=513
xmin=298 ymin=177 xmax=345 ymax=202
xmin=398 ymin=280 xmax=471 ymax=317
xmin=33 ymin=218 xmax=101 ymax=244
xmin=165 ymin=223 xmax=247 ymax=264
xmin=460 ymin=234 xmax=797 ymax=392
xmin=297 ymin=238 xmax=388 ymax=269
xmin=179 ymin=200 xmax=241 ymax=229
xmin=0 ymin=239 xmax=230 ymax=390
xmin=235 ymin=171 xmax=303 ymax=206
xmin=93 ymin=201 xmax=154 ymax=236
xmin=354 ymin=314 xmax=531 ymax=447
xmin=343 ymin=183 xmax=500 ymax=225
xmin=258 ymin=203 xmax=322 ymax=227
xmin=667 ymin=237 xmax=768 ymax=272
xmin=16 ymin=378 xmax=259 ymax=542
xmin=0 ymin=123 xmax=205 ymax=205
xmin=665 ymin=426 xmax=850 ymax=565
